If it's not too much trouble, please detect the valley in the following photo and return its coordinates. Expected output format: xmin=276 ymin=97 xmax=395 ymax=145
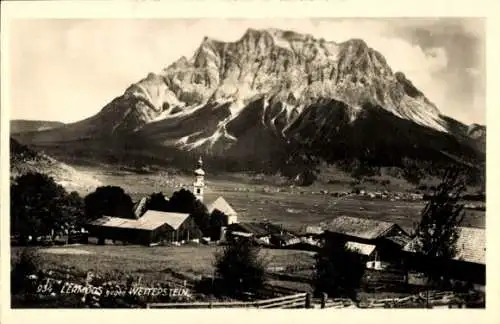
xmin=67 ymin=165 xmax=485 ymax=231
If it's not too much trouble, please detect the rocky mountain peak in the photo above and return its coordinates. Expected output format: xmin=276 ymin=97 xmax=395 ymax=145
xmin=14 ymin=28 xmax=484 ymax=179
xmin=27 ymin=28 xmax=465 ymax=160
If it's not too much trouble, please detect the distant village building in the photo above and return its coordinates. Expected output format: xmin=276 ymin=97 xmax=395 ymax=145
xmin=86 ymin=210 xmax=202 ymax=246
xmin=403 ymin=226 xmax=485 ymax=285
xmin=224 ymin=222 xmax=299 ymax=247
xmin=292 ymin=226 xmax=324 ymax=250
xmin=322 ymin=216 xmax=411 ymax=270
xmin=193 ymin=156 xmax=205 ymax=202
xmin=224 ymin=222 xmax=275 ymax=245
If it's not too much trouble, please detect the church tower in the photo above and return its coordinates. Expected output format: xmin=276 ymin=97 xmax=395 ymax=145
xmin=193 ymin=156 xmax=205 ymax=202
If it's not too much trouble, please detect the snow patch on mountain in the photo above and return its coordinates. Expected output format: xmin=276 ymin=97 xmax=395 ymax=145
xmin=61 ymin=28 xmax=455 ymax=152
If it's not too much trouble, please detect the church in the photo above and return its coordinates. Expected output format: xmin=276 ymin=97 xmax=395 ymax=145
xmin=192 ymin=156 xmax=238 ymax=225
xmin=86 ymin=157 xmax=238 ymax=246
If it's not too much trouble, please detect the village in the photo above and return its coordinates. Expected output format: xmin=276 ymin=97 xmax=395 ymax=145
xmin=10 ymin=157 xmax=485 ymax=309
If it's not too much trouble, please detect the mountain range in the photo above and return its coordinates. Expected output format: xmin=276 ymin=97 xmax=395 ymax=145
xmin=12 ymin=28 xmax=485 ymax=181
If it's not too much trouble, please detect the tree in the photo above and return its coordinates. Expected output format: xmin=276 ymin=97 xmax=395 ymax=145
xmin=401 ymin=157 xmax=425 ymax=185
xmin=84 ymin=186 xmax=135 ymax=221
xmin=209 ymin=210 xmax=228 ymax=241
xmin=11 ymin=172 xmax=82 ymax=239
xmin=166 ymin=189 xmax=210 ymax=236
xmin=214 ymin=240 xmax=267 ymax=298
xmin=144 ymin=192 xmax=169 ymax=212
xmin=313 ymin=238 xmax=366 ymax=300
xmin=412 ymin=167 xmax=466 ymax=285
xmin=65 ymin=191 xmax=85 ymax=227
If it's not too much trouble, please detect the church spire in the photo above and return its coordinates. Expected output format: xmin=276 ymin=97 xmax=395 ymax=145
xmin=193 ymin=156 xmax=205 ymax=202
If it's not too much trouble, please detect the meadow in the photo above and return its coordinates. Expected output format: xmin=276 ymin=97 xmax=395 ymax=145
xmin=11 ymin=244 xmax=316 ymax=289
xmin=75 ymin=166 xmax=485 ymax=232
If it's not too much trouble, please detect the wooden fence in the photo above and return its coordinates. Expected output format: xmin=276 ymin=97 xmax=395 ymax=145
xmin=321 ymin=297 xmax=355 ymax=309
xmin=146 ymin=292 xmax=309 ymax=309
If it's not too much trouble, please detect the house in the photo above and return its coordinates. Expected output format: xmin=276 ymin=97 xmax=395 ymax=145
xmin=86 ymin=210 xmax=202 ymax=246
xmin=322 ymin=216 xmax=411 ymax=270
xmin=293 ymin=225 xmax=324 ymax=250
xmin=402 ymin=226 xmax=485 ymax=285
xmin=224 ymin=222 xmax=290 ymax=246
xmin=298 ymin=225 xmax=324 ymax=238
xmin=207 ymin=196 xmax=238 ymax=225
xmin=270 ymin=232 xmax=301 ymax=248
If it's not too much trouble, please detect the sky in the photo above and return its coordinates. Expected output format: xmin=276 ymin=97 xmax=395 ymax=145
xmin=8 ymin=18 xmax=485 ymax=125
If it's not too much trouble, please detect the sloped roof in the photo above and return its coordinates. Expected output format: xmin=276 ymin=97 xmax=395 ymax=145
xmin=227 ymin=222 xmax=282 ymax=236
xmin=385 ymin=234 xmax=412 ymax=247
xmin=403 ymin=227 xmax=485 ymax=265
xmin=345 ymin=241 xmax=377 ymax=256
xmin=88 ymin=211 xmax=190 ymax=231
xmin=140 ymin=210 xmax=190 ymax=231
xmin=305 ymin=226 xmax=324 ymax=235
xmin=295 ymin=225 xmax=324 ymax=236
xmin=231 ymin=231 xmax=254 ymax=238
xmin=207 ymin=196 xmax=237 ymax=216
xmin=88 ymin=216 xmax=137 ymax=229
xmin=323 ymin=216 xmax=397 ymax=240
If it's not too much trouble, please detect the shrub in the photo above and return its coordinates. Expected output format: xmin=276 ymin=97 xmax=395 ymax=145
xmin=313 ymin=238 xmax=365 ymax=300
xmin=214 ymin=240 xmax=267 ymax=298
xmin=11 ymin=248 xmax=41 ymax=294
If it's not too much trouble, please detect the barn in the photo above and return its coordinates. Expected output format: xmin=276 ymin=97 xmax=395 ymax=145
xmin=322 ymin=216 xmax=412 ymax=270
xmin=403 ymin=226 xmax=485 ymax=285
xmin=86 ymin=210 xmax=202 ymax=246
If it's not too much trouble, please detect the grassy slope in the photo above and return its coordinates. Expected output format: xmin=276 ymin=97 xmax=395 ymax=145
xmin=10 ymin=138 xmax=102 ymax=193
xmin=10 ymin=120 xmax=65 ymax=134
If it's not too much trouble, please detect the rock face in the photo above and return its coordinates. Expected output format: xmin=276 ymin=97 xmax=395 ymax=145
xmin=14 ymin=28 xmax=484 ymax=173
xmin=467 ymin=124 xmax=486 ymax=151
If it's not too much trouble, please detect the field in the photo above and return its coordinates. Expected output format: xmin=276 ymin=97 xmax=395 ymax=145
xmin=11 ymin=245 xmax=316 ymax=287
xmin=73 ymin=166 xmax=485 ymax=231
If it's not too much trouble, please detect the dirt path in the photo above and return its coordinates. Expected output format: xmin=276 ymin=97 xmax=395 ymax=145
xmin=39 ymin=247 xmax=94 ymax=255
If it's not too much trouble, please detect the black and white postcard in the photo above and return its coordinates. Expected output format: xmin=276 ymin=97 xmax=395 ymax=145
xmin=1 ymin=1 xmax=498 ymax=324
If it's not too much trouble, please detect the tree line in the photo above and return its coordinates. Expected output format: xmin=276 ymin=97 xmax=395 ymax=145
xmin=10 ymin=172 xmax=228 ymax=242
